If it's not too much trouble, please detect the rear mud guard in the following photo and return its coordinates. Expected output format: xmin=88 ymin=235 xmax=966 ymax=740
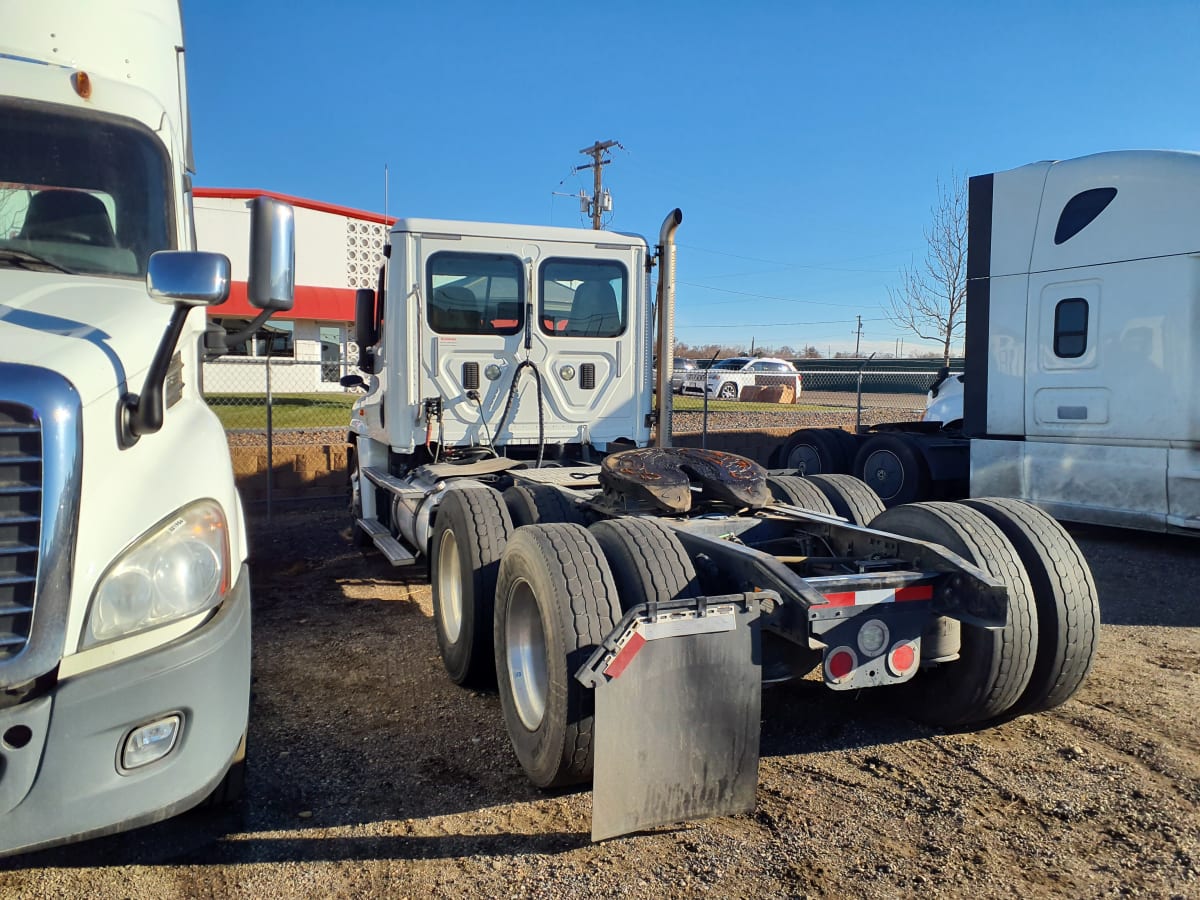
xmin=577 ymin=593 xmax=766 ymax=841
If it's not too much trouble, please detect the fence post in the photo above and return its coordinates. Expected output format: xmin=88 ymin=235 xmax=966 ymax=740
xmin=265 ymin=356 xmax=273 ymax=521
xmin=855 ymin=352 xmax=876 ymax=434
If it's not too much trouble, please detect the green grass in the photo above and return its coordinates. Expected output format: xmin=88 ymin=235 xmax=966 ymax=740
xmin=205 ymin=393 xmax=356 ymax=430
xmin=670 ymin=395 xmax=840 ymax=413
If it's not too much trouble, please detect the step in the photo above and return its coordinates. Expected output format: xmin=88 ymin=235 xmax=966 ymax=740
xmin=357 ymin=518 xmax=416 ymax=567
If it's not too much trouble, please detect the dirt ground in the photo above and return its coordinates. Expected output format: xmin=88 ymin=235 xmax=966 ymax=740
xmin=2 ymin=497 xmax=1197 ymax=899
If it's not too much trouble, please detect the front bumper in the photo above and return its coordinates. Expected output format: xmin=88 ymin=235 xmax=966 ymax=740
xmin=0 ymin=564 xmax=252 ymax=858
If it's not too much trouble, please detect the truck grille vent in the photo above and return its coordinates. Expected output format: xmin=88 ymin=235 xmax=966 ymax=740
xmin=580 ymin=363 xmax=596 ymax=390
xmin=0 ymin=404 xmax=40 ymax=661
xmin=461 ymin=361 xmax=480 ymax=390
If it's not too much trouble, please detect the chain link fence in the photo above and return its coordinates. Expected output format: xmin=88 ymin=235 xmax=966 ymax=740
xmin=204 ymin=357 xmax=356 ymax=447
xmin=205 ymin=356 xmax=950 ymax=513
xmin=671 ymin=360 xmax=948 ymax=438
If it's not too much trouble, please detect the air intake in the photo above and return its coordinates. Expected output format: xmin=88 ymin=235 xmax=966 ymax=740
xmin=580 ymin=363 xmax=596 ymax=390
xmin=462 ymin=362 xmax=480 ymax=390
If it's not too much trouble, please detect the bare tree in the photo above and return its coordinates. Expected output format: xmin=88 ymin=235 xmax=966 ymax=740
xmin=887 ymin=174 xmax=967 ymax=366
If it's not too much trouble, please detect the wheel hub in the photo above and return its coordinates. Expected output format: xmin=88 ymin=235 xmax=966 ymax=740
xmin=436 ymin=530 xmax=463 ymax=643
xmin=506 ymin=578 xmax=549 ymax=731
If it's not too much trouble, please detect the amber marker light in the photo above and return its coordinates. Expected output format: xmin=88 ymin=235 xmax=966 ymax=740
xmin=71 ymin=70 xmax=92 ymax=99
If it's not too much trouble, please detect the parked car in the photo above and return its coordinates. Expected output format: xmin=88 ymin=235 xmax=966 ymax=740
xmin=671 ymin=357 xmax=697 ymax=393
xmin=682 ymin=357 xmax=802 ymax=401
xmin=652 ymin=356 xmax=699 ymax=394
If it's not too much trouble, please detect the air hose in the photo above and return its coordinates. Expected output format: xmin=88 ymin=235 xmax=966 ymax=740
xmin=494 ymin=359 xmax=546 ymax=468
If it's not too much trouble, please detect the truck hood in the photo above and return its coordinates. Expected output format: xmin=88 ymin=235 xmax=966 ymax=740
xmin=0 ymin=270 xmax=174 ymax=406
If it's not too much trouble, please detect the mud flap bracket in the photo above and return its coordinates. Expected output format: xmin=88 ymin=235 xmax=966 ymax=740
xmin=577 ymin=592 xmax=766 ymax=841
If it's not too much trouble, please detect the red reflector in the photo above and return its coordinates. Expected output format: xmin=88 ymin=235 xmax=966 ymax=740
xmin=890 ymin=643 xmax=916 ymax=673
xmin=828 ymin=650 xmax=855 ymax=680
xmin=603 ymin=630 xmax=646 ymax=679
xmin=823 ymin=592 xmax=856 ymax=607
xmin=896 ymin=584 xmax=934 ymax=602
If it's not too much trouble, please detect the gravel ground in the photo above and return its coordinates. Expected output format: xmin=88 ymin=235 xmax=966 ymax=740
xmin=2 ymin=499 xmax=1197 ymax=899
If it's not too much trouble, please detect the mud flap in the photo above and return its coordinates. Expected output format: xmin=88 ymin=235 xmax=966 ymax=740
xmin=576 ymin=594 xmax=764 ymax=841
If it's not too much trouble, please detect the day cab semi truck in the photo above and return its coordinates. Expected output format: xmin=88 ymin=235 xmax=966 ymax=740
xmin=0 ymin=1 xmax=294 ymax=856
xmin=345 ymin=205 xmax=1101 ymax=838
xmin=776 ymin=149 xmax=1200 ymax=535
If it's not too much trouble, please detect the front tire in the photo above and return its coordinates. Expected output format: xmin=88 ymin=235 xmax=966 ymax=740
xmin=494 ymin=524 xmax=622 ymax=788
xmin=430 ymin=487 xmax=513 ymax=687
xmin=869 ymin=501 xmax=1039 ymax=726
xmin=717 ymin=381 xmax=739 ymax=401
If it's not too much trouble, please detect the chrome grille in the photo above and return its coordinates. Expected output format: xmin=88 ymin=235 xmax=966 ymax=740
xmin=0 ymin=404 xmax=39 ymax=660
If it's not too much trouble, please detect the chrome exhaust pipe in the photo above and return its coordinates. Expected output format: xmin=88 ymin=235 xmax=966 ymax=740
xmin=655 ymin=208 xmax=682 ymax=448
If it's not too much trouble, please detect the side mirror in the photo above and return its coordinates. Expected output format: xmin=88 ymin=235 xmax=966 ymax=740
xmin=339 ymin=373 xmax=365 ymax=389
xmin=147 ymin=251 xmax=230 ymax=306
xmin=247 ymin=196 xmax=295 ymax=311
xmin=355 ymin=287 xmax=378 ymax=348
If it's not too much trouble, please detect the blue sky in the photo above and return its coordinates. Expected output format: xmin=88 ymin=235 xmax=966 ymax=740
xmin=183 ymin=1 xmax=1200 ymax=357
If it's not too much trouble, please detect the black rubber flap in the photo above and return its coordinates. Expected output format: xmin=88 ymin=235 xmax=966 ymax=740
xmin=588 ymin=599 xmax=761 ymax=841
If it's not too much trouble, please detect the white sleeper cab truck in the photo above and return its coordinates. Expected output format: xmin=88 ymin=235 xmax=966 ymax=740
xmin=965 ymin=150 xmax=1200 ymax=532
xmin=0 ymin=1 xmax=294 ymax=856
xmin=347 ymin=210 xmax=1100 ymax=840
xmin=773 ymin=150 xmax=1200 ymax=533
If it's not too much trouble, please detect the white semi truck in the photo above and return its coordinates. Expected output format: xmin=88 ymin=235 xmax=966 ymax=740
xmin=0 ymin=1 xmax=294 ymax=855
xmin=346 ymin=209 xmax=1100 ymax=838
xmin=777 ymin=150 xmax=1200 ymax=534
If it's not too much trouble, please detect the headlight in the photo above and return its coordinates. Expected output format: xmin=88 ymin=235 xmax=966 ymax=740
xmin=84 ymin=500 xmax=230 ymax=648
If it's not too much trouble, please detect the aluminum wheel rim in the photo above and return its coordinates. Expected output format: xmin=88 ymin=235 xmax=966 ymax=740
xmin=719 ymin=382 xmax=737 ymax=400
xmin=505 ymin=578 xmax=548 ymax=731
xmin=864 ymin=449 xmax=904 ymax=500
xmin=436 ymin=529 xmax=463 ymax=643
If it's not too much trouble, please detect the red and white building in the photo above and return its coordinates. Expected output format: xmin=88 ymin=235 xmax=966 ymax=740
xmin=193 ymin=188 xmax=394 ymax=392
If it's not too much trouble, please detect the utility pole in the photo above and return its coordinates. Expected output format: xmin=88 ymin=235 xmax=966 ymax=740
xmin=575 ymin=139 xmax=619 ymax=230
xmin=854 ymin=315 xmax=863 ymax=357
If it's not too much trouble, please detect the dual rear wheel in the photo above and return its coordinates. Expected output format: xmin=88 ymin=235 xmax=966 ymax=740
xmin=432 ymin=482 xmax=1100 ymax=786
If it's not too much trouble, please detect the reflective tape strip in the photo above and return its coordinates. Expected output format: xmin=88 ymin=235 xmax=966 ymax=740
xmin=821 ymin=583 xmax=933 ymax=608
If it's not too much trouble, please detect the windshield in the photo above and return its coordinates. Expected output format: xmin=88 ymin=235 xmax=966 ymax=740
xmin=0 ymin=100 xmax=173 ymax=278
xmin=712 ymin=359 xmax=747 ymax=371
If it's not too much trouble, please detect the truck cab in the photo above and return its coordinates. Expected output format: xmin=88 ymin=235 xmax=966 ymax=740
xmin=0 ymin=0 xmax=292 ymax=855
xmin=966 ymin=150 xmax=1200 ymax=532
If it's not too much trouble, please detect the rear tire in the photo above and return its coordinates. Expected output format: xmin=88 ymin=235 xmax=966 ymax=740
xmin=590 ymin=517 xmax=700 ymax=612
xmin=869 ymin=501 xmax=1038 ymax=726
xmin=503 ymin=483 xmax=587 ymax=528
xmin=431 ymin=486 xmax=513 ymax=687
xmin=779 ymin=428 xmax=848 ymax=475
xmin=805 ymin=473 xmax=885 ymax=526
xmin=494 ymin=524 xmax=622 ymax=788
xmin=854 ymin=433 xmax=931 ymax=507
xmin=961 ymin=498 xmax=1100 ymax=715
xmin=766 ymin=475 xmax=838 ymax=515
